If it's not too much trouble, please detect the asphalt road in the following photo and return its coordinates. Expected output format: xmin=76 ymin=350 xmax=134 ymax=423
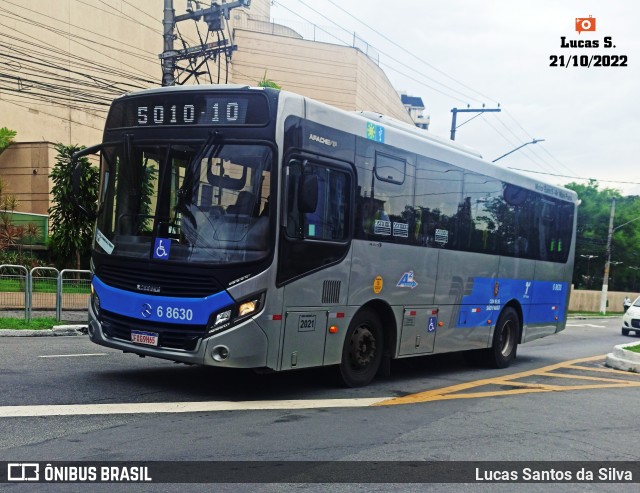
xmin=1 ymin=318 xmax=639 ymax=492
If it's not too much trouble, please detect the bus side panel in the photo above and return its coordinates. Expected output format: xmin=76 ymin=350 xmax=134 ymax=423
xmin=496 ymin=256 xmax=536 ymax=340
xmin=347 ymin=240 xmax=439 ymax=357
xmin=279 ymin=254 xmax=353 ymax=370
xmin=525 ymin=261 xmax=570 ymax=342
xmin=433 ymin=250 xmax=500 ymax=353
xmin=348 ymin=242 xmax=438 ymax=306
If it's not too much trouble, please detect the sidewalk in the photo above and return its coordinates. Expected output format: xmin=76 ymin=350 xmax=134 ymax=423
xmin=0 ymin=310 xmax=88 ymax=337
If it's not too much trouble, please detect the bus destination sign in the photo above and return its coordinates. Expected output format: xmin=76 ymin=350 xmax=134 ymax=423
xmin=107 ymin=92 xmax=271 ymax=129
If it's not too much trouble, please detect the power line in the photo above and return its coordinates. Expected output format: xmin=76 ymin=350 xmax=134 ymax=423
xmin=506 ymin=167 xmax=640 ymax=186
xmin=277 ymin=1 xmax=588 ymax=184
xmin=282 ymin=0 xmax=479 ymax=104
xmin=321 ymin=0 xmax=496 ymax=104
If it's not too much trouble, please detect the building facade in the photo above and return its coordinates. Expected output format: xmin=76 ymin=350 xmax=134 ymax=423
xmin=0 ymin=0 xmax=416 ymax=215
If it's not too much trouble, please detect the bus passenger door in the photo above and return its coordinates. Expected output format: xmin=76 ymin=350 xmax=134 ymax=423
xmin=398 ymin=307 xmax=437 ymax=355
xmin=281 ymin=310 xmax=328 ymax=370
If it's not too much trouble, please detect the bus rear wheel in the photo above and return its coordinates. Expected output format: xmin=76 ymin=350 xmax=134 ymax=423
xmin=483 ymin=307 xmax=519 ymax=368
xmin=337 ymin=309 xmax=383 ymax=387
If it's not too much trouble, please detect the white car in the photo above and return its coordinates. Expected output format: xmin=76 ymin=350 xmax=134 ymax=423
xmin=622 ymin=296 xmax=640 ymax=336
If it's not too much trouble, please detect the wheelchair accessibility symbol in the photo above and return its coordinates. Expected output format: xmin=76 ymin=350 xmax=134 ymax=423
xmin=153 ymin=238 xmax=171 ymax=260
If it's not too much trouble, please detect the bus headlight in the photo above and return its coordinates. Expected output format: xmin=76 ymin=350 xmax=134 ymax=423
xmin=239 ymin=300 xmax=257 ymax=316
xmin=207 ymin=292 xmax=265 ymax=335
xmin=214 ymin=309 xmax=232 ymax=326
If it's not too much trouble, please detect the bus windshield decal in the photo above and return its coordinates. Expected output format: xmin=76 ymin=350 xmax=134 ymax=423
xmin=95 ymin=229 xmax=114 ymax=254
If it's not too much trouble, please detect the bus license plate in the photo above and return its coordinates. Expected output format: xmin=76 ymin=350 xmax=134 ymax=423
xmin=131 ymin=330 xmax=159 ymax=346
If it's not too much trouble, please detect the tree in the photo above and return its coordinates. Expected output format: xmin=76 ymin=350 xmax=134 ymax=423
xmin=0 ymin=127 xmax=17 ymax=155
xmin=257 ymin=71 xmax=281 ymax=89
xmin=565 ymin=180 xmax=640 ymax=291
xmin=0 ymin=177 xmax=21 ymax=250
xmin=49 ymin=143 xmax=99 ymax=269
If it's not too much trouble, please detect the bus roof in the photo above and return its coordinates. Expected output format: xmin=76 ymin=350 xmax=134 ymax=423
xmin=109 ymin=84 xmax=578 ymax=205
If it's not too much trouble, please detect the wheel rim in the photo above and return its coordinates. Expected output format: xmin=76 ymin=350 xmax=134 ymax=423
xmin=499 ymin=318 xmax=515 ymax=357
xmin=349 ymin=324 xmax=377 ymax=369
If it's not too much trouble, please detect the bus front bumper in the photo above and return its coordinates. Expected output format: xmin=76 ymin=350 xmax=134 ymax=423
xmin=87 ymin=303 xmax=269 ymax=368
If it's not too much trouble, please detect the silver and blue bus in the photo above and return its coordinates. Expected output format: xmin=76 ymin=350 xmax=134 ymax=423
xmin=77 ymin=85 xmax=577 ymax=386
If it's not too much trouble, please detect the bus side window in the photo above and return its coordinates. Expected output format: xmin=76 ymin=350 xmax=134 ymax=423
xmin=285 ymin=160 xmax=350 ymax=241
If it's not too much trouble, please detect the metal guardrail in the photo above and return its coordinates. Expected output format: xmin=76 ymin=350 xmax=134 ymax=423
xmin=0 ymin=267 xmax=91 ymax=321
xmin=0 ymin=264 xmax=29 ymax=320
xmin=57 ymin=269 xmax=91 ymax=320
xmin=29 ymin=267 xmax=59 ymax=321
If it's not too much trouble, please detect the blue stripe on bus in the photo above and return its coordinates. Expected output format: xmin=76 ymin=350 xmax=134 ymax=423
xmin=92 ymin=275 xmax=234 ymax=325
xmin=456 ymin=278 xmax=568 ymax=328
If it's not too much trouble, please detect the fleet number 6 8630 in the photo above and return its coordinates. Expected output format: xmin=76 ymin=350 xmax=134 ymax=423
xmin=156 ymin=306 xmax=193 ymax=321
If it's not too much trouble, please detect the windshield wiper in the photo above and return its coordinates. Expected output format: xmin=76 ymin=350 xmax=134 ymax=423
xmin=175 ymin=131 xmax=223 ymax=228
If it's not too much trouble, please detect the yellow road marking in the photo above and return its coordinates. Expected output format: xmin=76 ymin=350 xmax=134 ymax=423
xmin=375 ymin=355 xmax=640 ymax=406
xmin=567 ymin=364 xmax=633 ymax=374
xmin=492 ymin=381 xmax=567 ymax=391
xmin=538 ymin=371 xmax=640 ymax=384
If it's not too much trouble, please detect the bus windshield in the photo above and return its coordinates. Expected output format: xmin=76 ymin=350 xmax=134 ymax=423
xmin=94 ymin=140 xmax=273 ymax=264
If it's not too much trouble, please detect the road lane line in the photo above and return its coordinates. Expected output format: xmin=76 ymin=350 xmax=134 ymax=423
xmin=0 ymin=398 xmax=390 ymax=418
xmin=38 ymin=354 xmax=108 ymax=358
xmin=4 ymin=355 xmax=638 ymax=416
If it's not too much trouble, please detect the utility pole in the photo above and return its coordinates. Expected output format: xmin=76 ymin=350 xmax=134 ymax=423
xmin=600 ymin=198 xmax=615 ymax=314
xmin=159 ymin=0 xmax=252 ymax=87
xmin=450 ymin=106 xmax=501 ymax=140
xmin=162 ymin=0 xmax=176 ymax=87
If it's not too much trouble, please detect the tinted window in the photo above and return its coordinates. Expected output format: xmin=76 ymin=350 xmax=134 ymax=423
xmin=285 ymin=160 xmax=350 ymax=242
xmin=356 ymin=147 xmax=414 ymax=244
xmin=459 ymin=173 xmax=503 ymax=254
xmin=414 ymin=156 xmax=463 ymax=249
xmin=375 ymin=153 xmax=406 ymax=184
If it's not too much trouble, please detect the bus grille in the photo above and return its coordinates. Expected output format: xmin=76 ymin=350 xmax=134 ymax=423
xmin=96 ymin=263 xmax=221 ymax=298
xmin=322 ymin=280 xmax=341 ymax=304
xmin=100 ymin=311 xmax=207 ymax=351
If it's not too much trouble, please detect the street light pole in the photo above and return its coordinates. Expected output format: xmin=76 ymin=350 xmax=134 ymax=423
xmin=492 ymin=139 xmax=545 ymax=162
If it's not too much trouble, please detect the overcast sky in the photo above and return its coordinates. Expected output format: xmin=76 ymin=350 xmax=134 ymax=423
xmin=270 ymin=0 xmax=640 ymax=195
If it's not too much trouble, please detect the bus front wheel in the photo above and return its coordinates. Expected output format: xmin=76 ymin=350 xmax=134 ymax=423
xmin=337 ymin=309 xmax=383 ymax=387
xmin=484 ymin=307 xmax=519 ymax=369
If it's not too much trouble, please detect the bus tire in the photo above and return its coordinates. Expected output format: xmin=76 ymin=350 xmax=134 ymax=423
xmin=484 ymin=307 xmax=519 ymax=368
xmin=337 ymin=309 xmax=383 ymax=387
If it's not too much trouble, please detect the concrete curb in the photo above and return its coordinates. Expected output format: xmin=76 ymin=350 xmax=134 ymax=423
xmin=0 ymin=325 xmax=88 ymax=337
xmin=605 ymin=342 xmax=640 ymax=373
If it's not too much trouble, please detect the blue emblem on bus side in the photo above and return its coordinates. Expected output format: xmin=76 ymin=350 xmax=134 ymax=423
xmin=153 ymin=238 xmax=171 ymax=260
xmin=428 ymin=316 xmax=437 ymax=333
xmin=397 ymin=271 xmax=418 ymax=289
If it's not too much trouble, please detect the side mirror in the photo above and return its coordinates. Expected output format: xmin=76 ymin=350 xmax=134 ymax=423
xmin=69 ymin=146 xmax=98 ymax=221
xmin=298 ymin=173 xmax=318 ymax=213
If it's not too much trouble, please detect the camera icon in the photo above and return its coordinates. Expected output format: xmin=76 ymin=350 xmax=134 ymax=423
xmin=575 ymin=15 xmax=596 ymax=34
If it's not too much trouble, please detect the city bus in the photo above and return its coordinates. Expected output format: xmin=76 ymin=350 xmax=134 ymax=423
xmin=75 ymin=84 xmax=577 ymax=387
